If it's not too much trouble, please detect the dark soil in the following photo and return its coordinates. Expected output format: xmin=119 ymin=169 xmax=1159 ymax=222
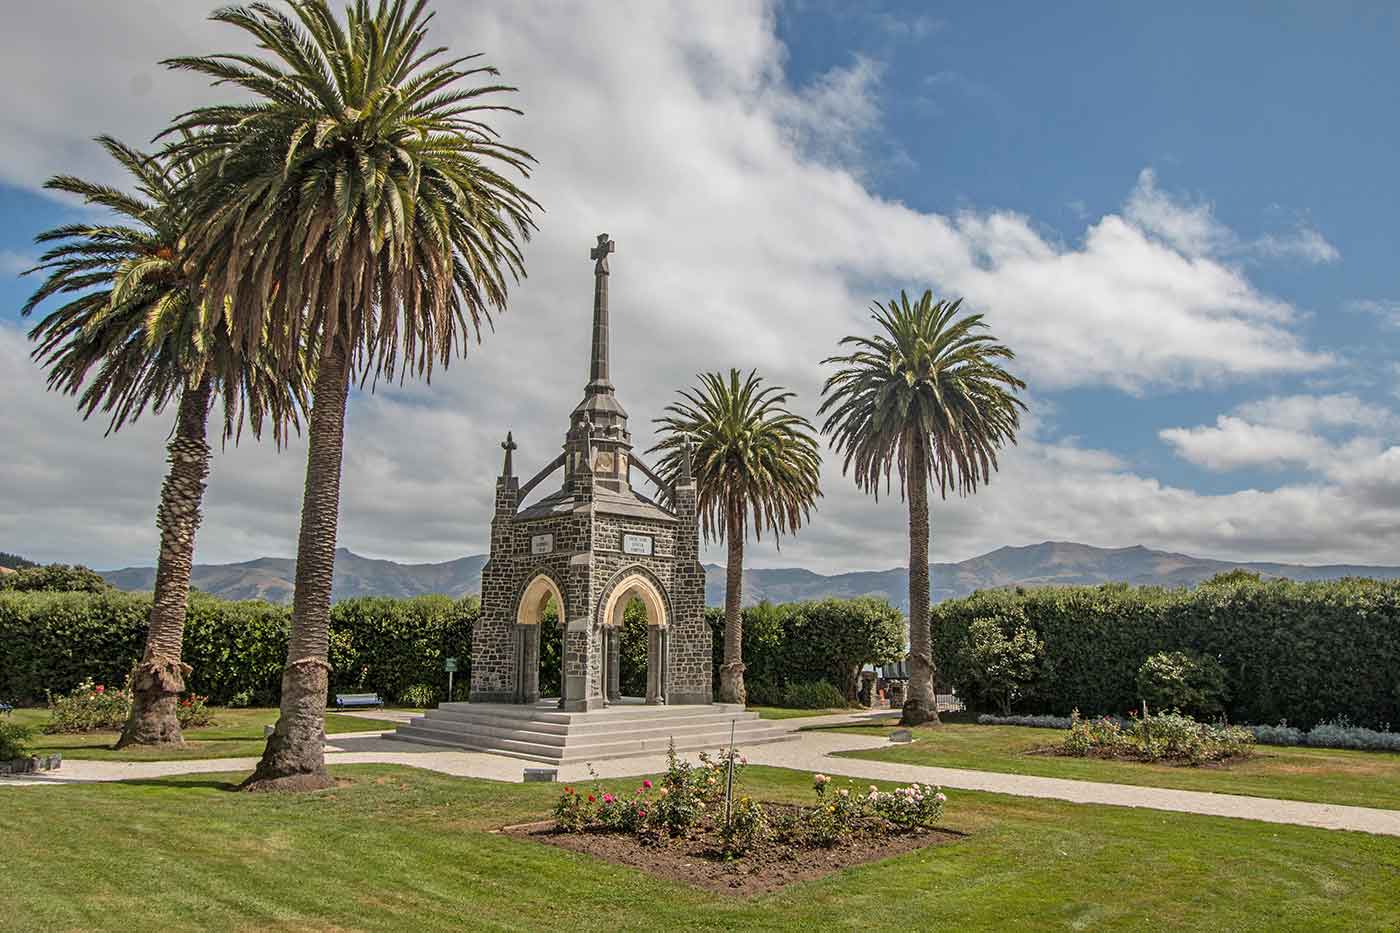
xmin=500 ymin=803 xmax=965 ymax=897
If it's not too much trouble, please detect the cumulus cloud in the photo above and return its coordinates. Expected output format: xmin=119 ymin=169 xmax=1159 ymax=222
xmin=0 ymin=1 xmax=1388 ymax=572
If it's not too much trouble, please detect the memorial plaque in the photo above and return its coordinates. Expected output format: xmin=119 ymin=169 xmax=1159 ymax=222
xmin=622 ymin=533 xmax=654 ymax=556
xmin=531 ymin=533 xmax=554 ymax=555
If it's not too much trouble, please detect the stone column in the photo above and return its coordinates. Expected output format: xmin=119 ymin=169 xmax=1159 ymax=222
xmin=518 ymin=624 xmax=540 ymax=704
xmin=645 ymin=626 xmax=661 ymax=704
xmin=606 ymin=628 xmax=621 ymax=701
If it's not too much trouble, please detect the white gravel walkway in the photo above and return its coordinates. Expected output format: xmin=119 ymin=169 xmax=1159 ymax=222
xmin=6 ymin=718 xmax=1399 ymax=839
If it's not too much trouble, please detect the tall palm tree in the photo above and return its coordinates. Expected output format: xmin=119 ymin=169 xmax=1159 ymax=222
xmin=166 ymin=0 xmax=538 ymax=790
xmin=651 ymin=369 xmax=822 ymax=704
xmin=819 ymin=291 xmax=1026 ymax=726
xmin=21 ymin=137 xmax=305 ymax=748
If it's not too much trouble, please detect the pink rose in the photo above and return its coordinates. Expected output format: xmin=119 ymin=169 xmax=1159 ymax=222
xmin=94 ymin=685 xmax=105 ymax=694
xmin=642 ymin=779 xmax=653 ymax=789
xmin=602 ymin=793 xmax=614 ymax=804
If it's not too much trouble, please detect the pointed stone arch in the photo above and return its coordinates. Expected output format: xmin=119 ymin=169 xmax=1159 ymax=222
xmin=597 ymin=566 xmax=672 ymax=704
xmin=599 ymin=567 xmax=669 ymax=630
xmin=514 ymin=572 xmax=566 ymax=705
xmin=516 ymin=572 xmax=566 ymax=628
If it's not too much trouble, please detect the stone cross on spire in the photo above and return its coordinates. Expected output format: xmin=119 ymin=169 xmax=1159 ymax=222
xmin=587 ymin=233 xmax=616 ymax=394
xmin=501 ymin=431 xmax=517 ymax=478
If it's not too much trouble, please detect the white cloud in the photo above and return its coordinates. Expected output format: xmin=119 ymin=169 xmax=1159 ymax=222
xmin=1160 ymin=416 xmax=1334 ymax=471
xmin=0 ymin=1 xmax=1384 ymax=573
xmin=1233 ymin=393 xmax=1395 ymax=432
xmin=1254 ymin=226 xmax=1340 ymax=263
xmin=1349 ymin=299 xmax=1400 ymax=326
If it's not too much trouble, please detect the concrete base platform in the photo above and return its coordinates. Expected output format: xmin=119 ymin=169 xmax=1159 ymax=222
xmin=386 ymin=699 xmax=795 ymax=763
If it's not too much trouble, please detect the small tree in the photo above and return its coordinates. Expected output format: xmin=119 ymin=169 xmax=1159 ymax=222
xmin=1136 ymin=650 xmax=1228 ymax=720
xmin=965 ymin=610 xmax=1044 ymax=716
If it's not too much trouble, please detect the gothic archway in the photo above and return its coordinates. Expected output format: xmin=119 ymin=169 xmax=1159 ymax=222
xmin=515 ymin=573 xmax=566 ymax=706
xmin=598 ymin=569 xmax=670 ymax=704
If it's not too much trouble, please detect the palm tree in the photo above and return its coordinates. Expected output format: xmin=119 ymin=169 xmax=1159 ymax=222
xmin=21 ymin=137 xmax=305 ymax=748
xmin=819 ymin=291 xmax=1026 ymax=726
xmin=651 ymin=369 xmax=822 ymax=704
xmin=166 ymin=0 xmax=538 ymax=790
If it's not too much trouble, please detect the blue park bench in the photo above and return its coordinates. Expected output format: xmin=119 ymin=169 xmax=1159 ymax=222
xmin=333 ymin=693 xmax=383 ymax=709
xmin=0 ymin=702 xmax=11 ymax=716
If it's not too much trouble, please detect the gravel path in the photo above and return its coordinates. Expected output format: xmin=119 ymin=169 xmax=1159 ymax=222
xmin=6 ymin=721 xmax=1398 ymax=838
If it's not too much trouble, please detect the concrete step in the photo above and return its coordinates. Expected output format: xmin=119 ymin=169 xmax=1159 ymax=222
xmin=403 ymin=713 xmax=775 ymax=748
xmin=387 ymin=716 xmax=795 ymax=763
xmin=432 ymin=701 xmax=748 ymax=725
xmin=417 ymin=706 xmax=762 ymax=737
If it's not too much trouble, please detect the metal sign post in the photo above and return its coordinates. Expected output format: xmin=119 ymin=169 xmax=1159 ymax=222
xmin=445 ymin=657 xmax=458 ymax=703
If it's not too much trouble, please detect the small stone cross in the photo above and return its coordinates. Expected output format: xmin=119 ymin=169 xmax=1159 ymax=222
xmin=590 ymin=233 xmax=615 ymax=275
xmin=501 ymin=431 xmax=517 ymax=478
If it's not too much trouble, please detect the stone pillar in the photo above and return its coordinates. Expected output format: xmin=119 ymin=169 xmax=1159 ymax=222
xmin=645 ymin=626 xmax=661 ymax=704
xmin=470 ymin=473 xmax=520 ymax=704
xmin=518 ymin=624 xmax=540 ymax=704
xmin=606 ymin=628 xmax=621 ymax=701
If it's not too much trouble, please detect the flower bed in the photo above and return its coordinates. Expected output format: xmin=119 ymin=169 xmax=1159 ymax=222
xmin=45 ymin=677 xmax=214 ymax=734
xmin=504 ymin=747 xmax=961 ymax=896
xmin=1055 ymin=709 xmax=1254 ymax=765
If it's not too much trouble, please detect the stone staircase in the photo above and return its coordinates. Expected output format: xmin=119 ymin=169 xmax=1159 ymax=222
xmin=386 ymin=700 xmax=795 ymax=763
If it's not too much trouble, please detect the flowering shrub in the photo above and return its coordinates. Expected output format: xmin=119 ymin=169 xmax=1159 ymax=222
xmin=553 ymin=785 xmax=597 ymax=833
xmin=596 ymin=780 xmax=653 ymax=834
xmin=177 ymin=693 xmax=214 ymax=729
xmin=45 ymin=677 xmax=214 ymax=733
xmin=398 ymin=683 xmax=439 ymax=708
xmin=45 ymin=678 xmax=132 ymax=733
xmin=1304 ymin=718 xmax=1400 ymax=753
xmin=718 ymin=796 xmax=770 ymax=857
xmin=868 ymin=782 xmax=947 ymax=831
xmin=1059 ymin=709 xmax=1254 ymax=765
xmin=806 ymin=778 xmax=865 ymax=846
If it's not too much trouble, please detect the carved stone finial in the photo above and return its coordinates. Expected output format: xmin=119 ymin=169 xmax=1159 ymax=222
xmin=680 ymin=432 xmax=694 ymax=484
xmin=579 ymin=415 xmax=594 ymax=472
xmin=501 ymin=431 xmax=517 ymax=478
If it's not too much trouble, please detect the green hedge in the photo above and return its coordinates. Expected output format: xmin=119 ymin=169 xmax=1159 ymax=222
xmin=710 ymin=597 xmax=906 ymax=703
xmin=0 ymin=590 xmax=477 ymax=706
xmin=930 ymin=578 xmax=1400 ymax=729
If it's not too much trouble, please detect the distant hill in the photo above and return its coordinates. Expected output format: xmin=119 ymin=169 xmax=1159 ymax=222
xmin=99 ymin=541 xmax=1400 ymax=609
xmin=102 ymin=549 xmax=487 ymax=603
xmin=0 ymin=551 xmax=36 ymax=571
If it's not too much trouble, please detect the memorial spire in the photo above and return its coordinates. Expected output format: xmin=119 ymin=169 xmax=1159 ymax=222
xmin=587 ymin=232 xmax=616 ymax=395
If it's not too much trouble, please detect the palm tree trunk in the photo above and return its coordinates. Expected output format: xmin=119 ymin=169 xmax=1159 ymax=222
xmin=116 ymin=375 xmax=213 ymax=748
xmin=902 ymin=442 xmax=940 ymax=726
xmin=718 ymin=501 xmax=747 ymax=705
xmin=243 ymin=341 xmax=350 ymax=792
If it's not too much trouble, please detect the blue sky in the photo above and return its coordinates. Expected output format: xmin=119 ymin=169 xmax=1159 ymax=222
xmin=1 ymin=1 xmax=1397 ymax=572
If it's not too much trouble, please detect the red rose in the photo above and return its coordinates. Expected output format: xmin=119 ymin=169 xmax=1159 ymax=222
xmin=94 ymin=685 xmax=105 ymax=694
xmin=587 ymin=795 xmax=595 ymax=803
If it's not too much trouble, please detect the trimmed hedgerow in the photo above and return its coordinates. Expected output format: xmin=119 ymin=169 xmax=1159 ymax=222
xmin=709 ymin=597 xmax=905 ymax=703
xmin=932 ymin=578 xmax=1400 ymax=730
xmin=0 ymin=590 xmax=477 ymax=706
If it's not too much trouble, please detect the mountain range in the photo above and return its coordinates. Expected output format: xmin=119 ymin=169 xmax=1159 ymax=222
xmin=98 ymin=541 xmax=1400 ymax=609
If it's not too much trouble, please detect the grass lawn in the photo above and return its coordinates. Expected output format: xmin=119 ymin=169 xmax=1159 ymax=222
xmin=2 ymin=764 xmax=1397 ymax=931
xmin=7 ymin=708 xmax=403 ymax=762
xmin=830 ymin=716 xmax=1400 ymax=811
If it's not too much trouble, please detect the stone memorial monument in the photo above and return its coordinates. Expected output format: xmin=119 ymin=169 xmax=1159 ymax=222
xmin=470 ymin=233 xmax=711 ymax=710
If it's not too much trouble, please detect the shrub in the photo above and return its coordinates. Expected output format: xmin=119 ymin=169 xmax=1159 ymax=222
xmin=45 ymin=678 xmax=131 ymax=734
xmin=807 ymin=773 xmax=865 ymax=846
xmin=1305 ymin=719 xmax=1400 ymax=753
xmin=1136 ymin=650 xmax=1228 ymax=720
xmin=552 ymin=784 xmax=596 ymax=833
xmin=0 ymin=591 xmax=478 ymax=707
xmin=963 ymin=609 xmax=1044 ymax=715
xmin=868 ymin=781 xmax=946 ymax=831
xmin=0 ymin=564 xmax=110 ymax=593
xmin=1249 ymin=722 xmax=1304 ymax=746
xmin=177 ymin=693 xmax=214 ymax=729
xmin=398 ymin=683 xmax=439 ymax=708
xmin=977 ymin=713 xmax=1073 ymax=729
xmin=0 ymin=720 xmax=32 ymax=760
xmin=709 ymin=597 xmax=904 ymax=703
xmin=718 ymin=796 xmax=770 ymax=857
xmin=1059 ymin=709 xmax=1254 ymax=765
xmin=781 ymin=680 xmax=848 ymax=710
xmin=932 ymin=578 xmax=1400 ymax=729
